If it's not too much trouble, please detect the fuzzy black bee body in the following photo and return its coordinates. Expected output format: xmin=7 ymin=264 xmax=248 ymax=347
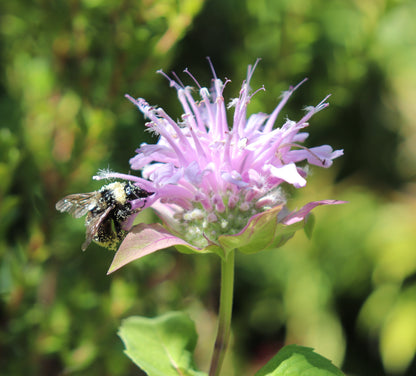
xmin=56 ymin=181 xmax=153 ymax=251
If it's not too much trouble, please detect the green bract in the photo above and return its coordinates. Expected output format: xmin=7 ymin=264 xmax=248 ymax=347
xmin=108 ymin=200 xmax=344 ymax=273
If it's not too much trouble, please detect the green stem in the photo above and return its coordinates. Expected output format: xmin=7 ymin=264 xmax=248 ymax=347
xmin=209 ymin=250 xmax=235 ymax=376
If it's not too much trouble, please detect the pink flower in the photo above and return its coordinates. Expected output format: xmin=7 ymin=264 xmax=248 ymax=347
xmin=96 ymin=60 xmax=344 ymax=273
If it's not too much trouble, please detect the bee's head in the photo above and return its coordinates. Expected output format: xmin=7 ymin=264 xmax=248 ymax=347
xmin=124 ymin=181 xmax=153 ymax=200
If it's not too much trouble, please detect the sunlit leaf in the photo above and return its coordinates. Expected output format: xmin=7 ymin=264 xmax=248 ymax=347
xmin=380 ymin=288 xmax=416 ymax=374
xmin=254 ymin=344 xmax=345 ymax=376
xmin=119 ymin=311 xmax=206 ymax=376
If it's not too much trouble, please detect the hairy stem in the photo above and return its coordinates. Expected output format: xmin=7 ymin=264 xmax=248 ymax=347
xmin=209 ymin=250 xmax=235 ymax=376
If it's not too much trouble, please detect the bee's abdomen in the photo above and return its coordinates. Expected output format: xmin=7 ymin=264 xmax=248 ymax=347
xmin=93 ymin=218 xmax=126 ymax=251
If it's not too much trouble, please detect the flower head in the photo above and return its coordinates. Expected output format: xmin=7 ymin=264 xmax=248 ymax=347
xmin=97 ymin=60 xmax=344 ymax=272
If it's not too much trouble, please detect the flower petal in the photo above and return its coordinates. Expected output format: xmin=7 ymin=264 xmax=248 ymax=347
xmin=221 ymin=170 xmax=249 ymax=187
xmin=267 ymin=163 xmax=307 ymax=188
xmin=288 ymin=145 xmax=344 ymax=167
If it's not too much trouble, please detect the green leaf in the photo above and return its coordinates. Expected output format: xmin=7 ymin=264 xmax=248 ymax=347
xmin=304 ymin=213 xmax=316 ymax=239
xmin=255 ymin=344 xmax=345 ymax=376
xmin=118 ymin=311 xmax=207 ymax=376
xmin=380 ymin=286 xmax=416 ymax=374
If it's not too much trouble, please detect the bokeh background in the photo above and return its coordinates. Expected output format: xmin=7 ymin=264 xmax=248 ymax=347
xmin=1 ymin=0 xmax=416 ymax=375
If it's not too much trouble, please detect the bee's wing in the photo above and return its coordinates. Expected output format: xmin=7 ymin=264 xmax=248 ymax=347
xmin=55 ymin=192 xmax=97 ymax=218
xmin=81 ymin=206 xmax=113 ymax=251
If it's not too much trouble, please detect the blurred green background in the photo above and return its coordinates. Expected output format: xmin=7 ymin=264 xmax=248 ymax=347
xmin=1 ymin=0 xmax=416 ymax=375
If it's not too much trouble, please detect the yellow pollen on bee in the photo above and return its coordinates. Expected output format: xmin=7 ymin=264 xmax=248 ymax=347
xmin=106 ymin=182 xmax=127 ymax=204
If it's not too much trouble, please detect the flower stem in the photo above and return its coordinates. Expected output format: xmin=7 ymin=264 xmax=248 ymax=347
xmin=209 ymin=250 xmax=235 ymax=376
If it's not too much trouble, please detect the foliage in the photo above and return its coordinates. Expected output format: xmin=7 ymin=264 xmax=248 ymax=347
xmin=1 ymin=0 xmax=416 ymax=375
xmin=119 ymin=312 xmax=205 ymax=376
xmin=254 ymin=344 xmax=344 ymax=376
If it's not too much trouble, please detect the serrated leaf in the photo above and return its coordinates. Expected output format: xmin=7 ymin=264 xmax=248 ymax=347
xmin=119 ymin=311 xmax=207 ymax=376
xmin=255 ymin=344 xmax=345 ymax=376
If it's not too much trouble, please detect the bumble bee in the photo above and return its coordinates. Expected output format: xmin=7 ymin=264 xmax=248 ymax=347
xmin=56 ymin=181 xmax=153 ymax=251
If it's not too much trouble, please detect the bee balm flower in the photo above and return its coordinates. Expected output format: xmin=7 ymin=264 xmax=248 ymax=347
xmin=97 ymin=61 xmax=344 ymax=273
